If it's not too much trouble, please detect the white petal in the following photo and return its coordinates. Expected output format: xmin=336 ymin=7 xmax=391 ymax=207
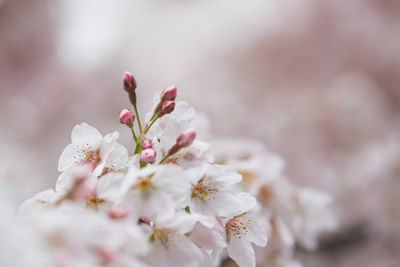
xmin=97 ymin=172 xmax=125 ymax=201
xmin=56 ymin=166 xmax=93 ymax=192
xmin=55 ymin=170 xmax=70 ymax=191
xmin=100 ymin=132 xmax=119 ymax=158
xmin=191 ymin=222 xmax=227 ymax=249
xmin=119 ymin=166 xmax=143 ymax=195
xmin=160 ymin=211 xmax=198 ymax=234
xmin=17 ymin=189 xmax=57 ymax=221
xmin=227 ymin=237 xmax=256 ymax=267
xmin=153 ymin=165 xmax=191 ymax=204
xmin=57 ymin=144 xmax=79 ymax=172
xmin=211 ymin=192 xmax=250 ymax=218
xmin=169 ymin=234 xmax=204 ymax=267
xmin=93 ymin=132 xmax=121 ymax=176
xmin=93 ymin=161 xmax=106 ymax=176
xmin=208 ymin=165 xmax=242 ymax=188
xmin=104 ymin=143 xmax=129 ymax=170
xmin=236 ymin=193 xmax=257 ymax=213
xmin=145 ymin=192 xmax=176 ymax=223
xmin=244 ymin=213 xmax=268 ymax=247
xmin=71 ymin=123 xmax=102 ymax=146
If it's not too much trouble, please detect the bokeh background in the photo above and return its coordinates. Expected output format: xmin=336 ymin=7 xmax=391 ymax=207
xmin=1 ymin=0 xmax=400 ymax=266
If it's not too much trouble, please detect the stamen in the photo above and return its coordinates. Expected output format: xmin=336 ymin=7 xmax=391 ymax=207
xmin=192 ymin=175 xmax=218 ymax=200
xmin=226 ymin=213 xmax=250 ymax=239
xmin=86 ymin=195 xmax=105 ymax=208
xmin=130 ymin=174 xmax=155 ymax=193
xmin=74 ymin=144 xmax=101 ymax=169
xmin=150 ymin=228 xmax=176 ymax=246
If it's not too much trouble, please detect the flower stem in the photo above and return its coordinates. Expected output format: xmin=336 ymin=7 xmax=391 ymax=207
xmin=133 ymin=104 xmax=143 ymax=134
xmin=134 ymin=135 xmax=141 ymax=155
xmin=159 ymin=152 xmax=171 ymax=164
xmin=144 ymin=114 xmax=159 ymax=134
xmin=149 ymin=111 xmax=158 ymax=124
xmin=130 ymin=127 xmax=138 ymax=143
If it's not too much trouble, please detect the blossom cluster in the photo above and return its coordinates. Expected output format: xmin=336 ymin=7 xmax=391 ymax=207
xmin=17 ymin=73 xmax=336 ymax=267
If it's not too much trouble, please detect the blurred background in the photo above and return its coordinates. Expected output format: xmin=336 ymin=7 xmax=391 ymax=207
xmin=1 ymin=0 xmax=400 ymax=266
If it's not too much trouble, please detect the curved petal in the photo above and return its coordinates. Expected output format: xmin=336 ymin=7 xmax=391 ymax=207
xmin=227 ymin=237 xmax=255 ymax=267
xmin=104 ymin=143 xmax=129 ymax=171
xmin=244 ymin=213 xmax=268 ymax=247
xmin=211 ymin=192 xmax=254 ymax=218
xmin=97 ymin=172 xmax=125 ymax=201
xmin=58 ymin=144 xmax=79 ymax=172
xmin=17 ymin=189 xmax=57 ymax=222
xmin=71 ymin=123 xmax=102 ymax=146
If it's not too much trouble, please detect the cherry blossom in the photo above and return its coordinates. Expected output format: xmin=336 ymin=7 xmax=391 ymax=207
xmin=15 ymin=73 xmax=336 ymax=267
xmin=58 ymin=123 xmax=129 ymax=177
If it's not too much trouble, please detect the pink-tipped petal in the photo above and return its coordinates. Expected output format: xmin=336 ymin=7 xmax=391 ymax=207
xmin=99 ymin=249 xmax=117 ymax=263
xmin=108 ymin=204 xmax=130 ymax=219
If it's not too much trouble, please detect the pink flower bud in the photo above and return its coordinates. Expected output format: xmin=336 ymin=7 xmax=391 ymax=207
xmin=176 ymin=128 xmax=196 ymax=147
xmin=123 ymin=72 xmax=137 ymax=104
xmin=108 ymin=204 xmax=129 ymax=219
xmin=141 ymin=138 xmax=152 ymax=149
xmin=140 ymin=148 xmax=156 ymax=163
xmin=160 ymin=85 xmax=177 ymax=101
xmin=139 ymin=215 xmax=150 ymax=224
xmin=119 ymin=109 xmax=135 ymax=128
xmin=123 ymin=72 xmax=136 ymax=93
xmin=158 ymin=101 xmax=175 ymax=116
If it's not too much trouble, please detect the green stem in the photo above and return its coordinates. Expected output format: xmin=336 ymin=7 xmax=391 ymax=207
xmin=133 ymin=104 xmax=143 ymax=134
xmin=159 ymin=152 xmax=171 ymax=164
xmin=149 ymin=111 xmax=158 ymax=124
xmin=130 ymin=127 xmax=138 ymax=143
xmin=134 ymin=135 xmax=141 ymax=155
xmin=144 ymin=114 xmax=159 ymax=134
xmin=139 ymin=161 xmax=147 ymax=168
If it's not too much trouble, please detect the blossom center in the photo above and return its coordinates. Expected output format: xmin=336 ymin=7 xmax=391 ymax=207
xmin=237 ymin=170 xmax=257 ymax=183
xmin=192 ymin=176 xmax=218 ymax=200
xmin=226 ymin=214 xmax=250 ymax=239
xmin=86 ymin=195 xmax=105 ymax=208
xmin=82 ymin=148 xmax=101 ymax=165
xmin=259 ymin=185 xmax=274 ymax=205
xmin=150 ymin=228 xmax=176 ymax=245
xmin=74 ymin=145 xmax=102 ymax=169
xmin=131 ymin=175 xmax=155 ymax=193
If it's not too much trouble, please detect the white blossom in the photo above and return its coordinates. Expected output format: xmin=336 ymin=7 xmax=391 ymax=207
xmin=15 ymin=76 xmax=336 ymax=267
xmin=58 ymin=123 xmax=128 ymax=176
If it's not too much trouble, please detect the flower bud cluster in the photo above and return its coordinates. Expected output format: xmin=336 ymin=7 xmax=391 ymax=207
xmin=16 ymin=73 xmax=336 ymax=267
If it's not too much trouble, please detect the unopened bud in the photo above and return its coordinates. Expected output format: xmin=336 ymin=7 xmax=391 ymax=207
xmin=123 ymin=72 xmax=136 ymax=93
xmin=123 ymin=72 xmax=137 ymax=104
xmin=108 ymin=204 xmax=129 ymax=219
xmin=139 ymin=215 xmax=150 ymax=224
xmin=166 ymin=129 xmax=197 ymax=157
xmin=160 ymin=85 xmax=177 ymax=101
xmin=176 ymin=128 xmax=196 ymax=147
xmin=141 ymin=138 xmax=152 ymax=149
xmin=158 ymin=101 xmax=175 ymax=117
xmin=119 ymin=109 xmax=135 ymax=128
xmin=140 ymin=148 xmax=156 ymax=163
